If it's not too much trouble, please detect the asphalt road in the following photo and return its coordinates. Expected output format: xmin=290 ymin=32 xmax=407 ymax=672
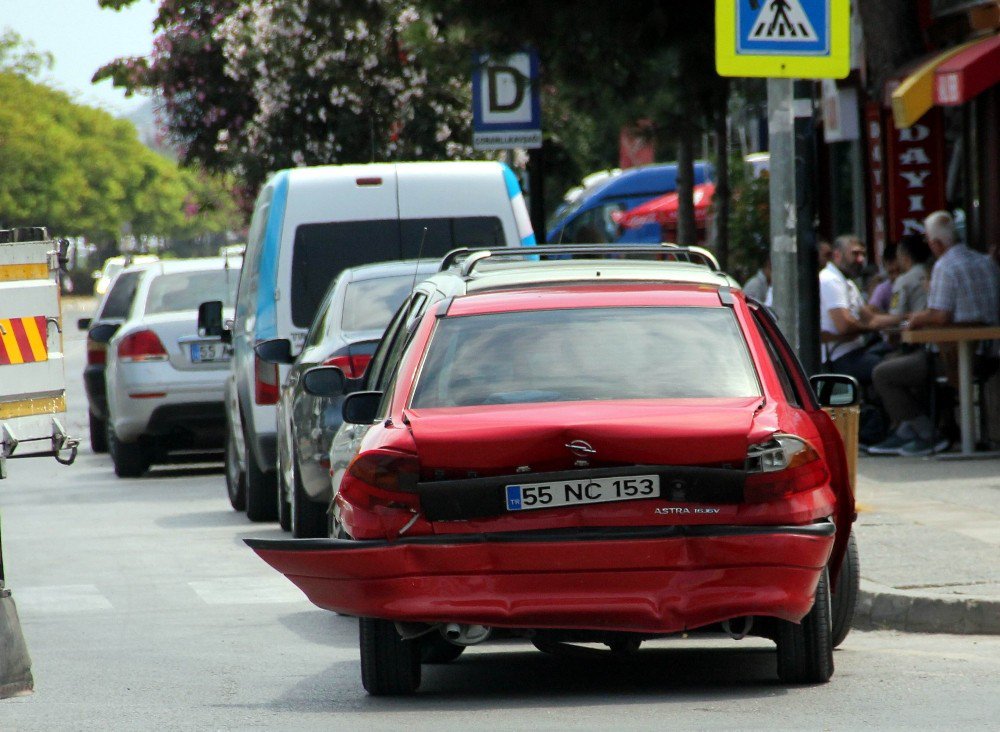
xmin=1 ymin=300 xmax=999 ymax=730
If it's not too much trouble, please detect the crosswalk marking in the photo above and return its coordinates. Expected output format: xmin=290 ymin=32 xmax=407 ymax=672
xmin=15 ymin=584 xmax=114 ymax=613
xmin=13 ymin=577 xmax=308 ymax=615
xmin=188 ymin=577 xmax=307 ymax=605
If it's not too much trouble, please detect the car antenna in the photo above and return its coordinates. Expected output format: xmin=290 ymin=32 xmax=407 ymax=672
xmin=411 ymin=226 xmax=428 ymax=293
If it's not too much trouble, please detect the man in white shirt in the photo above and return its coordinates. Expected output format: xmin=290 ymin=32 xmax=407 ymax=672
xmin=870 ymin=211 xmax=1000 ymax=456
xmin=819 ymin=235 xmax=880 ymax=385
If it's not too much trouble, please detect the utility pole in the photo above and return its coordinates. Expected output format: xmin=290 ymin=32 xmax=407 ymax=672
xmin=767 ymin=78 xmax=820 ymax=374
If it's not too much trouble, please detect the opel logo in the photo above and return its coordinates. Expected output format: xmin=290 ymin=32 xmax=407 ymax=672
xmin=565 ymin=440 xmax=597 ymax=457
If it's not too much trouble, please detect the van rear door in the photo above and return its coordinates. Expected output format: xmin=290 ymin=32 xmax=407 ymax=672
xmin=276 ymin=165 xmax=401 ymax=347
xmin=396 ymin=162 xmax=525 ymax=253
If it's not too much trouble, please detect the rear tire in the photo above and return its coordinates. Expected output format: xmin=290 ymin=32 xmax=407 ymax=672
xmin=359 ymin=617 xmax=421 ymax=695
xmin=291 ymin=449 xmax=327 ymax=538
xmin=224 ymin=430 xmax=246 ymax=512
xmin=831 ymin=532 xmax=860 ymax=648
xmin=89 ymin=411 xmax=108 ymax=453
xmin=776 ymin=568 xmax=834 ymax=684
xmin=244 ymin=437 xmax=277 ymax=522
xmin=108 ymin=424 xmax=150 ymax=478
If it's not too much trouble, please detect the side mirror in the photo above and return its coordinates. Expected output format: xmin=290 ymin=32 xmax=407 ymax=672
xmin=810 ymin=374 xmax=860 ymax=408
xmin=88 ymin=323 xmax=119 ymax=344
xmin=342 ymin=391 xmax=383 ymax=424
xmin=198 ymin=300 xmax=224 ymax=338
xmin=78 ymin=317 xmax=92 ymax=330
xmin=91 ymin=271 xmax=101 ymax=280
xmin=255 ymin=338 xmax=294 ymax=365
xmin=302 ymin=366 xmax=347 ymax=397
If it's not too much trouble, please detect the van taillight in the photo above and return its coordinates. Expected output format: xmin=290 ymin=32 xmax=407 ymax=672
xmin=117 ymin=330 xmax=168 ymax=362
xmin=323 ymin=353 xmax=372 ymax=379
xmin=87 ymin=339 xmax=107 ymax=365
xmin=254 ymin=356 xmax=280 ymax=405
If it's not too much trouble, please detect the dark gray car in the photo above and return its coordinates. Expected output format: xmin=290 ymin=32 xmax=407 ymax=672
xmin=259 ymin=259 xmax=438 ymax=537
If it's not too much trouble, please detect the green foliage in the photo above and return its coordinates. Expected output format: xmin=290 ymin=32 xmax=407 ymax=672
xmin=0 ymin=69 xmax=239 ymax=243
xmin=725 ymin=155 xmax=771 ymax=283
xmin=96 ymin=1 xmax=482 ymax=193
xmin=422 ymin=1 xmax=728 ymax=225
xmin=0 ymin=28 xmax=54 ymax=78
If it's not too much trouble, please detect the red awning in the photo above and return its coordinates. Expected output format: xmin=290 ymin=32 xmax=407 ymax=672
xmin=614 ymin=182 xmax=716 ymax=230
xmin=935 ymin=33 xmax=1000 ymax=106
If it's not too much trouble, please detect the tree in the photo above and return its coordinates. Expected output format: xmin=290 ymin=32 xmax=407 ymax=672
xmin=856 ymin=0 xmax=925 ymax=100
xmin=0 ymin=28 xmax=54 ymax=78
xmin=423 ymin=1 xmax=730 ymax=249
xmin=97 ymin=0 xmax=476 ymax=192
xmin=0 ymin=68 xmax=239 ymax=246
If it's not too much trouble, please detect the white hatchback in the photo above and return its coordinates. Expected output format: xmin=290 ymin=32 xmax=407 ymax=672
xmin=105 ymin=257 xmax=240 ymax=477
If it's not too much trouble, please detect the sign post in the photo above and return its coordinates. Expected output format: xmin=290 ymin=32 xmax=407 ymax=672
xmin=472 ymin=51 xmax=544 ymax=239
xmin=716 ymin=0 xmax=849 ymax=372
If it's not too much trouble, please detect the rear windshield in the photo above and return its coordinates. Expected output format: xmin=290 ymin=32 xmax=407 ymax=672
xmin=341 ymin=275 xmax=419 ymax=333
xmin=290 ymin=216 xmax=504 ymax=328
xmin=98 ymin=270 xmax=143 ymax=319
xmin=411 ymin=307 xmax=760 ymax=408
xmin=145 ymin=270 xmax=239 ymax=315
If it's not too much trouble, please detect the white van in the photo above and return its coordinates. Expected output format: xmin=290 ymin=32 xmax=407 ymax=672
xmin=221 ymin=161 xmax=535 ymax=521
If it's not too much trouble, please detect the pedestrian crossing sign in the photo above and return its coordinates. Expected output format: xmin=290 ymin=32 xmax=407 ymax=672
xmin=716 ymin=0 xmax=850 ymax=79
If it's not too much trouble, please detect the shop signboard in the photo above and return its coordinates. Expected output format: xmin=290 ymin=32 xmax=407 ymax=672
xmin=619 ymin=121 xmax=655 ymax=169
xmin=885 ymin=108 xmax=947 ymax=241
xmin=864 ymin=103 xmax=888 ymax=261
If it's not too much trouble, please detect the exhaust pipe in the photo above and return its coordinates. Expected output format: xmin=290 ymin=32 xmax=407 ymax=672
xmin=722 ymin=616 xmax=754 ymax=640
xmin=441 ymin=623 xmax=491 ymax=646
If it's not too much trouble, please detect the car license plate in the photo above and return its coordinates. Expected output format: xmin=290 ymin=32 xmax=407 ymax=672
xmin=505 ymin=474 xmax=659 ymax=511
xmin=190 ymin=342 xmax=231 ymax=363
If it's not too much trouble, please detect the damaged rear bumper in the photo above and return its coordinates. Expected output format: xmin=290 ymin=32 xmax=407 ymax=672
xmin=246 ymin=522 xmax=836 ymax=635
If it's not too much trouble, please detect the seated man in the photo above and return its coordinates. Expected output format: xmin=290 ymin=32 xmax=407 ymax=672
xmin=864 ymin=234 xmax=932 ymax=345
xmin=867 ymin=242 xmax=898 ymax=314
xmin=743 ymin=252 xmax=771 ymax=303
xmin=819 ymin=235 xmax=880 ymax=385
xmin=869 ymin=211 xmax=1000 ymax=456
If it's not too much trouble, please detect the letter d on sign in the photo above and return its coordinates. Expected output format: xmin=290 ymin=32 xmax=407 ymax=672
xmin=488 ymin=66 xmax=525 ymax=113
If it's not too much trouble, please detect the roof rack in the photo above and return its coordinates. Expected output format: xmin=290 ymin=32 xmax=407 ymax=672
xmin=439 ymin=244 xmax=721 ymax=277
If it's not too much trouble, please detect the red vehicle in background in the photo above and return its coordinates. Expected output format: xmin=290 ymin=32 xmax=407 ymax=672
xmin=247 ymin=247 xmax=859 ymax=695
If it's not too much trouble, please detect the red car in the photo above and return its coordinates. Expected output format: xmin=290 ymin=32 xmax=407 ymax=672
xmin=247 ymin=250 xmax=858 ymax=695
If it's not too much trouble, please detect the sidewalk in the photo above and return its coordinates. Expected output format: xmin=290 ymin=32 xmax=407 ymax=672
xmin=852 ymin=453 xmax=1000 ymax=634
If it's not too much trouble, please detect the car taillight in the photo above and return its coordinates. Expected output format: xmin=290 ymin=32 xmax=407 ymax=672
xmin=87 ymin=339 xmax=107 ymax=365
xmin=117 ymin=330 xmax=168 ymax=363
xmin=323 ymin=353 xmax=373 ymax=379
xmin=254 ymin=356 xmax=279 ymax=405
xmin=340 ymin=449 xmax=421 ymax=510
xmin=348 ymin=450 xmax=419 ymax=492
xmin=744 ymin=434 xmax=828 ymax=502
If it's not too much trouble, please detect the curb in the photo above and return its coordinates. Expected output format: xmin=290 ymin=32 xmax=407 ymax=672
xmin=855 ymin=579 xmax=1000 ymax=635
